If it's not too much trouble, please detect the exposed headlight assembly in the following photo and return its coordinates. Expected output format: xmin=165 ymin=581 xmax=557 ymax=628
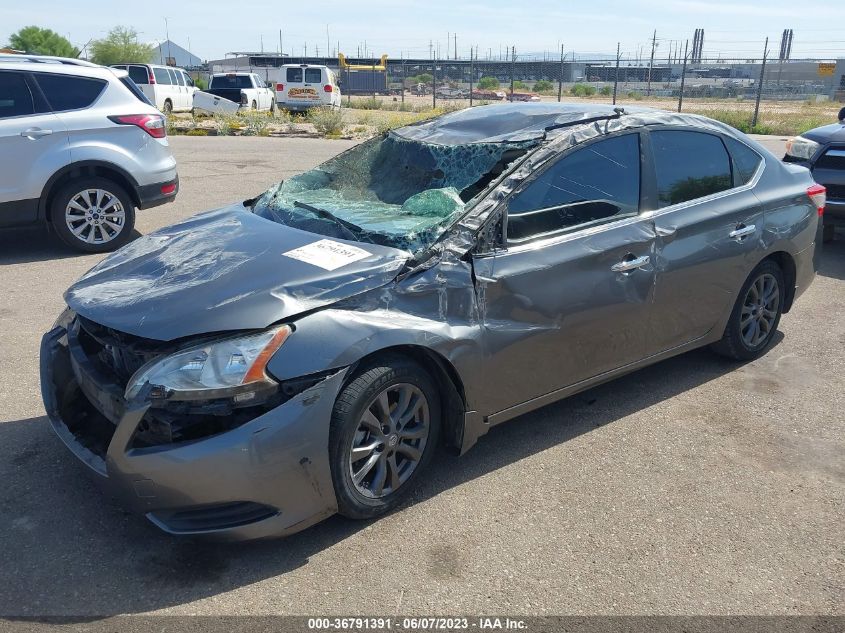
xmin=785 ymin=136 xmax=821 ymax=161
xmin=126 ymin=325 xmax=291 ymax=402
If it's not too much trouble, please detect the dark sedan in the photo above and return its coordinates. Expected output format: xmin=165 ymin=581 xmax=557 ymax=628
xmin=41 ymin=103 xmax=823 ymax=540
xmin=784 ymin=106 xmax=845 ymax=241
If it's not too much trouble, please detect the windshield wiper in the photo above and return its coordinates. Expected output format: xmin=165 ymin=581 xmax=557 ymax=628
xmin=293 ymin=200 xmax=368 ymax=242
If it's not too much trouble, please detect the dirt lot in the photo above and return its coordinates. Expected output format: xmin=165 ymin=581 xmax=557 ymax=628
xmin=0 ymin=136 xmax=842 ymax=618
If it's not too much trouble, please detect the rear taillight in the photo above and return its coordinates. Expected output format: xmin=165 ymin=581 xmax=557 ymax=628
xmin=807 ymin=183 xmax=826 ymax=216
xmin=108 ymin=114 xmax=166 ymax=139
xmin=323 ymin=84 xmax=333 ymax=93
xmin=276 ymin=83 xmax=284 ymax=91
xmin=147 ymin=68 xmax=155 ymax=84
xmin=161 ymin=183 xmax=177 ymax=195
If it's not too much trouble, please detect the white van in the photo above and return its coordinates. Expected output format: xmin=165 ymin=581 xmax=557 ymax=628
xmin=273 ymin=64 xmax=341 ymax=112
xmin=111 ymin=64 xmax=198 ymax=114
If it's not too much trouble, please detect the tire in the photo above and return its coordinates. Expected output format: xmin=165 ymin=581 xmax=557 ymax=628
xmin=710 ymin=259 xmax=785 ymax=361
xmin=329 ymin=355 xmax=441 ymax=520
xmin=251 ymin=100 xmax=257 ymax=110
xmin=50 ymin=177 xmax=135 ymax=253
xmin=269 ymin=101 xmax=276 ymax=116
xmin=162 ymin=99 xmax=173 ymax=115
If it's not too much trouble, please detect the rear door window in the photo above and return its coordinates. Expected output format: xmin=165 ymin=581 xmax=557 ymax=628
xmin=34 ymin=74 xmax=107 ymax=112
xmin=153 ymin=68 xmax=172 ymax=85
xmin=305 ymin=68 xmax=322 ymax=83
xmin=166 ymin=68 xmax=179 ymax=85
xmin=286 ymin=67 xmax=303 ymax=83
xmin=651 ymin=130 xmax=733 ymax=207
xmin=508 ymin=133 xmax=641 ymax=242
xmin=723 ymin=136 xmax=763 ymax=185
xmin=0 ymin=71 xmax=35 ymax=118
xmin=127 ymin=65 xmax=149 ymax=84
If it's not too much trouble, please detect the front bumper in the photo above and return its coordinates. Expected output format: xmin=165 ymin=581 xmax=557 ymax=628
xmin=39 ymin=323 xmax=343 ymax=541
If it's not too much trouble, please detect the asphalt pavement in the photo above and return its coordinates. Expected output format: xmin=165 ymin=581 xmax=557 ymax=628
xmin=0 ymin=134 xmax=842 ymax=617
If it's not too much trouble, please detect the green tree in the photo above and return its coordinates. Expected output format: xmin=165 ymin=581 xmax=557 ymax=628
xmin=415 ymin=73 xmax=433 ymax=85
xmin=8 ymin=26 xmax=79 ymax=57
xmin=478 ymin=76 xmax=499 ymax=89
xmin=90 ymin=26 xmax=154 ymax=65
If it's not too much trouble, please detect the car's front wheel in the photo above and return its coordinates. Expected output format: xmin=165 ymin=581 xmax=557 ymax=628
xmin=711 ymin=259 xmax=785 ymax=360
xmin=51 ymin=177 xmax=135 ymax=253
xmin=329 ymin=356 xmax=440 ymax=519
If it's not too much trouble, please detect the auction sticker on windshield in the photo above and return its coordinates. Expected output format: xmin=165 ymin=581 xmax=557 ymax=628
xmin=283 ymin=239 xmax=372 ymax=270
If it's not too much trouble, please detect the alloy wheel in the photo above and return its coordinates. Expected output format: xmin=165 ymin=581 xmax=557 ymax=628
xmin=349 ymin=383 xmax=430 ymax=499
xmin=740 ymin=272 xmax=779 ymax=348
xmin=64 ymin=188 xmax=126 ymax=245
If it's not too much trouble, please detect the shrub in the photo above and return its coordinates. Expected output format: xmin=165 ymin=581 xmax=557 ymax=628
xmin=212 ymin=113 xmax=240 ymax=136
xmin=478 ymin=76 xmax=500 ymax=90
xmin=308 ymin=106 xmax=344 ymax=136
xmin=512 ymin=80 xmax=528 ymax=90
xmin=241 ymin=112 xmax=270 ymax=136
xmin=533 ymin=80 xmax=554 ymax=93
xmin=570 ymin=84 xmax=596 ymax=97
xmin=348 ymin=97 xmax=384 ymax=110
xmin=600 ymin=85 xmax=612 ymax=96
xmin=185 ymin=128 xmax=209 ymax=136
xmin=626 ymin=90 xmax=644 ymax=100
xmin=193 ymin=76 xmax=207 ymax=91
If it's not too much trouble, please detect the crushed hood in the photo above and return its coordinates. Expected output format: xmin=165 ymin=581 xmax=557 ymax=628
xmin=65 ymin=205 xmax=410 ymax=341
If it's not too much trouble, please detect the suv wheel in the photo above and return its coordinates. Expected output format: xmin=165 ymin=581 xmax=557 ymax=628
xmin=51 ymin=177 xmax=135 ymax=253
xmin=163 ymin=99 xmax=173 ymax=115
xmin=329 ymin=356 xmax=440 ymax=520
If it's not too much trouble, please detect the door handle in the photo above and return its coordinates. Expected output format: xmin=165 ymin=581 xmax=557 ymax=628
xmin=21 ymin=128 xmax=53 ymax=139
xmin=729 ymin=224 xmax=756 ymax=241
xmin=611 ymin=254 xmax=650 ymax=273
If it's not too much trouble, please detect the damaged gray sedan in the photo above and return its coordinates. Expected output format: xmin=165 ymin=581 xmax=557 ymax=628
xmin=41 ymin=103 xmax=823 ymax=540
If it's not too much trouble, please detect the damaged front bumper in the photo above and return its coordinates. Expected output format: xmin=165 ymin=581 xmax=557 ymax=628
xmin=40 ymin=322 xmax=344 ymax=541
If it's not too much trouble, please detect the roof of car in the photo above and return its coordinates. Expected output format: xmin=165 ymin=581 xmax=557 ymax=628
xmin=0 ymin=55 xmax=124 ymax=79
xmin=391 ymin=102 xmax=727 ymax=145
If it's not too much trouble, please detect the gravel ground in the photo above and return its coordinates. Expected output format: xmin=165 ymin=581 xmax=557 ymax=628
xmin=0 ymin=135 xmax=841 ymax=618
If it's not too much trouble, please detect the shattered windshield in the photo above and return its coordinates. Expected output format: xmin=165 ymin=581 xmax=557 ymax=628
xmin=252 ymin=132 xmax=533 ymax=253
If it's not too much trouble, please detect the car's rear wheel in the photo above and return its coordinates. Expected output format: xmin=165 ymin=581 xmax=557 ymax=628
xmin=329 ymin=356 xmax=440 ymax=519
xmin=251 ymin=100 xmax=257 ymax=110
xmin=162 ymin=99 xmax=173 ymax=115
xmin=710 ymin=259 xmax=785 ymax=361
xmin=51 ymin=177 xmax=135 ymax=253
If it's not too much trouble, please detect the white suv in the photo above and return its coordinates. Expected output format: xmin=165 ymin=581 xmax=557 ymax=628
xmin=111 ymin=63 xmax=198 ymax=114
xmin=0 ymin=55 xmax=178 ymax=252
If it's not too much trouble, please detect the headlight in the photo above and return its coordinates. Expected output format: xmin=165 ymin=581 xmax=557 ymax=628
xmin=52 ymin=307 xmax=76 ymax=330
xmin=785 ymin=136 xmax=821 ymax=161
xmin=126 ymin=325 xmax=291 ymax=401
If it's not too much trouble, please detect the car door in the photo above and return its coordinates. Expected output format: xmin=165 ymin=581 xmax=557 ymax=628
xmin=472 ymin=131 xmax=658 ymax=415
xmin=644 ymin=128 xmax=765 ymax=355
xmin=0 ymin=70 xmax=69 ymax=226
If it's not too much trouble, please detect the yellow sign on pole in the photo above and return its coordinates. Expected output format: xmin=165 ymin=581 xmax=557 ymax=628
xmin=818 ymin=63 xmax=835 ymax=77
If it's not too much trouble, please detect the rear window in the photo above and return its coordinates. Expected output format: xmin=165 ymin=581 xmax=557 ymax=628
xmin=0 ymin=71 xmax=35 ymax=118
xmin=127 ymin=65 xmax=149 ymax=84
xmin=286 ymin=68 xmax=303 ymax=83
xmin=119 ymin=77 xmax=153 ymax=106
xmin=305 ymin=68 xmax=322 ymax=83
xmin=651 ymin=130 xmax=733 ymax=207
xmin=153 ymin=68 xmax=172 ymax=85
xmin=211 ymin=75 xmax=253 ymax=89
xmin=34 ymin=74 xmax=106 ymax=112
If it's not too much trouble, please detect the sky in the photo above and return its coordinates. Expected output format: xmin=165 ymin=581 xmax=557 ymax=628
xmin=3 ymin=0 xmax=844 ymax=62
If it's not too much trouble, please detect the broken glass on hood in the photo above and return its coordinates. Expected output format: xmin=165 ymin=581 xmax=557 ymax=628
xmin=252 ymin=132 xmax=533 ymax=253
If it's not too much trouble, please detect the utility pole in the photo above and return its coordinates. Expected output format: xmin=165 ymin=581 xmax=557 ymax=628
xmin=646 ymin=29 xmax=657 ymax=96
xmin=279 ymin=30 xmax=283 ymax=57
xmin=326 ymin=24 xmax=330 ymax=62
xmin=752 ymin=37 xmax=769 ymax=128
xmin=557 ymin=43 xmax=564 ymax=102
xmin=613 ymin=42 xmax=620 ymax=105
xmin=678 ymin=40 xmax=688 ymax=112
xmin=510 ymin=46 xmax=515 ymax=102
xmin=454 ymin=33 xmax=457 ymax=60
xmin=164 ymin=17 xmax=172 ymax=65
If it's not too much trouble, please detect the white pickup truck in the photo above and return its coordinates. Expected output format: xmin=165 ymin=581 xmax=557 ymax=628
xmin=196 ymin=72 xmax=275 ymax=113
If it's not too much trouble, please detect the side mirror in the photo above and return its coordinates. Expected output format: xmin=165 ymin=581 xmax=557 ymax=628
xmin=839 ymin=106 xmax=845 ymax=123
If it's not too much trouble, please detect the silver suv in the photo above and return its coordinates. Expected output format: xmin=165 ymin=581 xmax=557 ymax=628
xmin=0 ymin=55 xmax=178 ymax=252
